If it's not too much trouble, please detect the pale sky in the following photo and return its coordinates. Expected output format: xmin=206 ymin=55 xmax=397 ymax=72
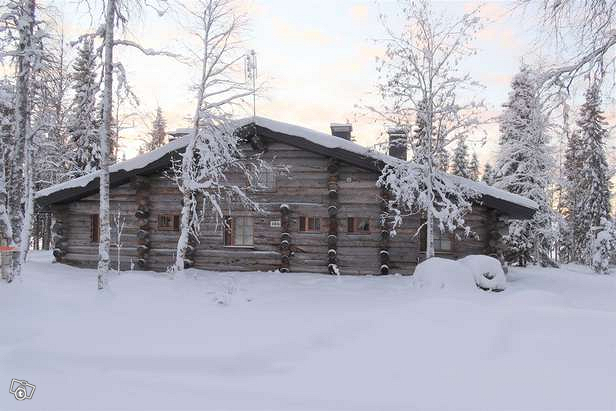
xmin=51 ymin=0 xmax=612 ymax=167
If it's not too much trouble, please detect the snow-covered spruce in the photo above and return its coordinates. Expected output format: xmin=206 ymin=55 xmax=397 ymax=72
xmin=141 ymin=107 xmax=167 ymax=153
xmin=451 ymin=140 xmax=471 ymax=179
xmin=493 ymin=65 xmax=555 ymax=267
xmin=575 ymin=84 xmax=612 ymax=268
xmin=67 ymin=37 xmax=101 ymax=176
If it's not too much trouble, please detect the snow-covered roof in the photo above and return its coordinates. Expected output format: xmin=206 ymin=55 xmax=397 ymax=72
xmin=35 ymin=116 xmax=538 ymax=216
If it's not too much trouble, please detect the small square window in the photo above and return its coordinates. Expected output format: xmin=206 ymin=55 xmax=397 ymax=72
xmin=299 ymin=216 xmax=320 ymax=232
xmin=158 ymin=215 xmax=180 ymax=231
xmin=347 ymin=217 xmax=370 ymax=233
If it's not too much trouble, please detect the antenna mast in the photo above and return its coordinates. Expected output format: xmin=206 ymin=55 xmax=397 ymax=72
xmin=245 ymin=50 xmax=257 ymax=120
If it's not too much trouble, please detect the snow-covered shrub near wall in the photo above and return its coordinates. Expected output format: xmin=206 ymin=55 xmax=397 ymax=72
xmin=459 ymin=255 xmax=507 ymax=291
xmin=414 ymin=255 xmax=507 ymax=292
xmin=413 ymin=258 xmax=476 ymax=291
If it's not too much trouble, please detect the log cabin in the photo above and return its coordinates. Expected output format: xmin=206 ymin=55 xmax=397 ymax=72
xmin=35 ymin=116 xmax=537 ymax=275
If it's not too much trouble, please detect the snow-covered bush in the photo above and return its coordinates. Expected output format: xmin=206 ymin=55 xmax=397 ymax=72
xmin=459 ymin=255 xmax=507 ymax=292
xmin=414 ymin=255 xmax=507 ymax=292
xmin=413 ymin=258 xmax=476 ymax=291
xmin=589 ymin=218 xmax=616 ymax=274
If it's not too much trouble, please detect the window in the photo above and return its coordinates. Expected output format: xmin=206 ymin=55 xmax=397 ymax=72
xmin=255 ymin=168 xmax=276 ymax=191
xmin=299 ymin=216 xmax=320 ymax=233
xmin=224 ymin=216 xmax=254 ymax=246
xmin=90 ymin=214 xmax=99 ymax=242
xmin=347 ymin=217 xmax=370 ymax=233
xmin=158 ymin=215 xmax=180 ymax=231
xmin=420 ymin=219 xmax=454 ymax=252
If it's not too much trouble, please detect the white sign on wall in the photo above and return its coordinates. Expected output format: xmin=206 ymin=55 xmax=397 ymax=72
xmin=270 ymin=220 xmax=281 ymax=228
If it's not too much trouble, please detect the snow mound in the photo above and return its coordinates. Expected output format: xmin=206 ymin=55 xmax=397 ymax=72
xmin=414 ymin=255 xmax=507 ymax=292
xmin=459 ymin=255 xmax=507 ymax=292
xmin=413 ymin=258 xmax=476 ymax=291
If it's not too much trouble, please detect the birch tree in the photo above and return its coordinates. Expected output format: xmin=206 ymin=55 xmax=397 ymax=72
xmin=0 ymin=0 xmax=46 ymax=281
xmin=524 ymin=0 xmax=616 ymax=87
xmin=85 ymin=0 xmax=178 ymax=289
xmin=0 ymin=82 xmax=15 ymax=281
xmin=173 ymin=0 xmax=260 ymax=273
xmin=370 ymin=0 xmax=484 ymax=258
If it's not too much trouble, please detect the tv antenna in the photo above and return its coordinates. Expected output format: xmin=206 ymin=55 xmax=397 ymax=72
xmin=245 ymin=49 xmax=257 ymax=120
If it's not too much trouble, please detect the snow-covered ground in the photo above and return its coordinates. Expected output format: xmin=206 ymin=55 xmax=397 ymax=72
xmin=2 ymin=252 xmax=616 ymax=411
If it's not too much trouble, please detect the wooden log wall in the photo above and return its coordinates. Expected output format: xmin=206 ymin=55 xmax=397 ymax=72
xmin=51 ymin=206 xmax=68 ymax=262
xmin=326 ymin=158 xmax=339 ymax=274
xmin=379 ymin=188 xmax=391 ymax=275
xmin=134 ymin=176 xmax=151 ymax=270
xmin=280 ymin=204 xmax=291 ymax=272
xmin=335 ymin=164 xmax=382 ymax=275
xmin=56 ymin=183 xmax=139 ymax=269
xmin=50 ymin=138 xmax=501 ymax=275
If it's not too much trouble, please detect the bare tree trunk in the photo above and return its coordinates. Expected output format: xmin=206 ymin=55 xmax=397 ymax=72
xmin=97 ymin=0 xmax=115 ymax=289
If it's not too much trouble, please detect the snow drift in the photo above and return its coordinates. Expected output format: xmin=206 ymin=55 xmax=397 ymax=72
xmin=414 ymin=255 xmax=506 ymax=292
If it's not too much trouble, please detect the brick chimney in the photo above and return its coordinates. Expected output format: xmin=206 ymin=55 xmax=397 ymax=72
xmin=387 ymin=127 xmax=408 ymax=161
xmin=330 ymin=123 xmax=352 ymax=140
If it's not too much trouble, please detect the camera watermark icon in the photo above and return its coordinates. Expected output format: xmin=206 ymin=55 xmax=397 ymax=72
xmin=9 ymin=379 xmax=35 ymax=401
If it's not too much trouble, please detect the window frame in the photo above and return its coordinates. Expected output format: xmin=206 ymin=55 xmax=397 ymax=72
xmin=298 ymin=216 xmax=321 ymax=233
xmin=254 ymin=167 xmax=276 ymax=192
xmin=158 ymin=214 xmax=180 ymax=232
xmin=90 ymin=214 xmax=99 ymax=243
xmin=223 ymin=215 xmax=255 ymax=247
xmin=347 ymin=217 xmax=370 ymax=234
xmin=419 ymin=219 xmax=455 ymax=253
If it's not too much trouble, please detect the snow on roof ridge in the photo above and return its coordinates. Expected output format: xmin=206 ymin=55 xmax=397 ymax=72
xmin=34 ymin=136 xmax=190 ymax=199
xmin=35 ymin=115 xmax=538 ymax=212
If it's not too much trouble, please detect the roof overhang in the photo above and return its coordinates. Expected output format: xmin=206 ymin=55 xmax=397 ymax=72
xmin=36 ymin=118 xmax=537 ymax=219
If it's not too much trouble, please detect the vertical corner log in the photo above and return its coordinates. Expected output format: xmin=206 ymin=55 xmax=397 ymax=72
xmin=134 ymin=176 xmax=151 ymax=270
xmin=327 ymin=158 xmax=339 ymax=275
xmin=378 ymin=188 xmax=391 ymax=275
xmin=280 ymin=204 xmax=291 ymax=272
xmin=51 ymin=205 xmax=68 ymax=262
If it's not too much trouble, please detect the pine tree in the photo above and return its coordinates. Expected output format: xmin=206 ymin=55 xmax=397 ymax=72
xmin=561 ymin=129 xmax=585 ymax=261
xmin=469 ymin=152 xmax=480 ymax=181
xmin=493 ymin=65 xmax=555 ymax=266
xmin=143 ymin=107 xmax=167 ymax=152
xmin=451 ymin=140 xmax=470 ymax=178
xmin=575 ymin=83 xmax=612 ymax=267
xmin=482 ymin=162 xmax=493 ymax=184
xmin=67 ymin=38 xmax=100 ymax=176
